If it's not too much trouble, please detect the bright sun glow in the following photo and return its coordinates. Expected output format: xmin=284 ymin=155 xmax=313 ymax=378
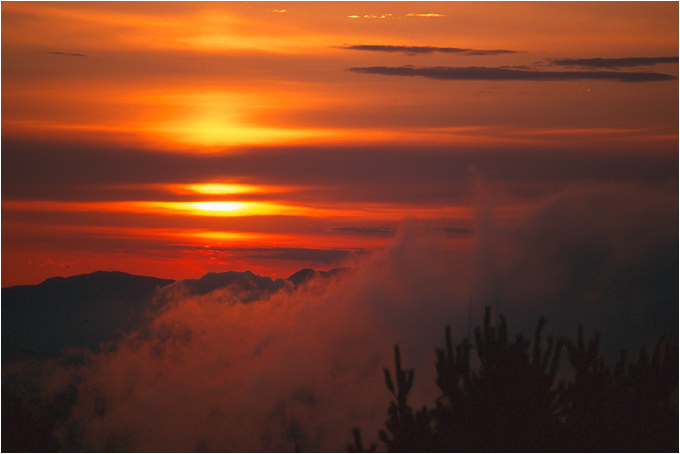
xmin=170 ymin=201 xmax=310 ymax=217
xmin=140 ymin=91 xmax=337 ymax=148
xmin=192 ymin=201 xmax=245 ymax=212
xmin=184 ymin=184 xmax=261 ymax=195
xmin=165 ymin=119 xmax=332 ymax=147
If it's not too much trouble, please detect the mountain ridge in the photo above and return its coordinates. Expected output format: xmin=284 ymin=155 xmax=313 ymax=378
xmin=2 ymin=268 xmax=348 ymax=364
xmin=3 ymin=267 xmax=350 ymax=290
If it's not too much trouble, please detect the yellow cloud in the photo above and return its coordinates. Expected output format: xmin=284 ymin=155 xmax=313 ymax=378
xmin=406 ymin=13 xmax=446 ymax=17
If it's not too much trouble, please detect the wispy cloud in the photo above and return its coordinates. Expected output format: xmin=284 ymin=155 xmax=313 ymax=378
xmin=338 ymin=44 xmax=516 ymax=56
xmin=331 ymin=226 xmax=394 ymax=235
xmin=347 ymin=12 xmax=446 ymax=19
xmin=548 ymin=56 xmax=679 ymax=69
xmin=243 ymin=247 xmax=356 ymax=263
xmin=347 ymin=14 xmax=395 ymax=19
xmin=406 ymin=13 xmax=446 ymax=17
xmin=46 ymin=51 xmax=87 ymax=57
xmin=441 ymin=227 xmax=473 ymax=235
xmin=349 ymin=65 xmax=677 ymax=82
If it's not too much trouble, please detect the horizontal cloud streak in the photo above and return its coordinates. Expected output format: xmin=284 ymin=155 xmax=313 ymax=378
xmin=331 ymin=227 xmax=394 ymax=235
xmin=243 ymin=247 xmax=357 ymax=263
xmin=45 ymin=51 xmax=87 ymax=57
xmin=5 ymin=141 xmax=677 ymax=193
xmin=549 ymin=56 xmax=679 ymax=68
xmin=338 ymin=44 xmax=516 ymax=56
xmin=349 ymin=65 xmax=677 ymax=82
xmin=442 ymin=227 xmax=473 ymax=235
xmin=405 ymin=13 xmax=446 ymax=17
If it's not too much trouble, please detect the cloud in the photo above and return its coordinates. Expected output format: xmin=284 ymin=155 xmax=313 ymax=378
xmin=347 ymin=14 xmax=396 ymax=19
xmin=441 ymin=227 xmax=473 ymax=235
xmin=465 ymin=49 xmax=516 ymax=56
xmin=472 ymin=182 xmax=678 ymax=354
xmin=287 ymin=267 xmax=350 ymax=289
xmin=157 ymin=270 xmax=288 ymax=300
xmin=405 ymin=13 xmax=446 ymax=17
xmin=36 ymin=258 xmax=73 ymax=269
xmin=338 ymin=44 xmax=516 ymax=56
xmin=349 ymin=65 xmax=678 ymax=82
xmin=548 ymin=56 xmax=679 ymax=69
xmin=46 ymin=51 xmax=87 ymax=57
xmin=4 ymin=140 xmax=677 ymax=204
xmin=243 ymin=247 xmax=359 ymax=263
xmin=499 ymin=65 xmax=532 ymax=70
xmin=331 ymin=226 xmax=394 ymax=235
xmin=346 ymin=12 xmax=446 ymax=19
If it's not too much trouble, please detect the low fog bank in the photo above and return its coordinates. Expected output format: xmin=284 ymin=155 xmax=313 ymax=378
xmin=3 ymin=181 xmax=676 ymax=452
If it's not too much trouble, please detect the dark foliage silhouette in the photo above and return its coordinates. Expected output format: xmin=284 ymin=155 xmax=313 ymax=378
xmin=377 ymin=345 xmax=432 ymax=452
xmin=348 ymin=306 xmax=678 ymax=452
xmin=561 ymin=327 xmax=678 ymax=452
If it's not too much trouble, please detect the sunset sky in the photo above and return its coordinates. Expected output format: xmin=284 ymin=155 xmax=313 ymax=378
xmin=2 ymin=1 xmax=678 ymax=287
xmin=2 ymin=3 xmax=679 ymax=452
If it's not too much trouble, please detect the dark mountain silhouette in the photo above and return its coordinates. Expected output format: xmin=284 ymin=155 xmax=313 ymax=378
xmin=2 ymin=268 xmax=348 ymax=365
xmin=287 ymin=267 xmax=350 ymax=288
xmin=155 ymin=270 xmax=289 ymax=304
xmin=2 ymin=271 xmax=175 ymax=364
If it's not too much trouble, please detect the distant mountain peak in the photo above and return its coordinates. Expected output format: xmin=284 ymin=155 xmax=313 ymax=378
xmin=2 ymin=267 xmax=353 ymax=364
xmin=2 ymin=271 xmax=175 ymax=364
xmin=287 ymin=267 xmax=350 ymax=288
xmin=27 ymin=270 xmax=175 ymax=289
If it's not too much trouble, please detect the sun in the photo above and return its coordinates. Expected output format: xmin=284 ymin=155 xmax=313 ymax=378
xmin=192 ymin=201 xmax=245 ymax=213
xmin=183 ymin=183 xmax=261 ymax=195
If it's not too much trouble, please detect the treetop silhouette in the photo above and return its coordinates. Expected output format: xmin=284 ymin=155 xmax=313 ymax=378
xmin=349 ymin=306 xmax=678 ymax=452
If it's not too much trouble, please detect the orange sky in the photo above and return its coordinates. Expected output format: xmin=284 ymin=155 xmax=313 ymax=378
xmin=2 ymin=1 xmax=678 ymax=286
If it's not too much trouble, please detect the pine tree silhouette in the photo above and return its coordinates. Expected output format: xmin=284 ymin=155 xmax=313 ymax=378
xmin=433 ymin=307 xmax=563 ymax=451
xmin=348 ymin=345 xmax=433 ymax=452
xmin=348 ymin=306 xmax=678 ymax=452
xmin=562 ymin=329 xmax=679 ymax=452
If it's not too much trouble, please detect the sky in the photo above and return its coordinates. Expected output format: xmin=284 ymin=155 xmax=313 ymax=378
xmin=2 ymin=1 xmax=678 ymax=286
xmin=2 ymin=3 xmax=679 ymax=451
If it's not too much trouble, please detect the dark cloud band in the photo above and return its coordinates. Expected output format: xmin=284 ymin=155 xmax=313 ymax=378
xmin=349 ymin=65 xmax=677 ymax=82
xmin=46 ymin=51 xmax=87 ymax=57
xmin=243 ymin=247 xmax=355 ymax=263
xmin=331 ymin=227 xmax=394 ymax=235
xmin=549 ymin=56 xmax=679 ymax=69
xmin=3 ymin=140 xmax=677 ymax=203
xmin=338 ymin=44 xmax=515 ymax=56
xmin=441 ymin=227 xmax=473 ymax=235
